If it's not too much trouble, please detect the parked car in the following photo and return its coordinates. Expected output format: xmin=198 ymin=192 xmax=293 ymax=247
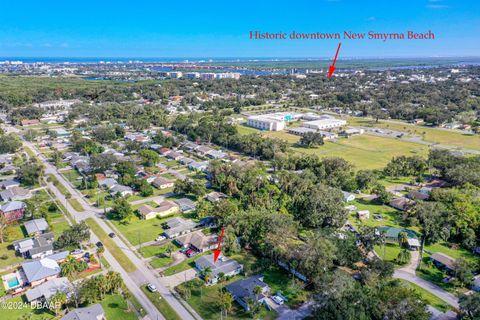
xmin=155 ymin=235 xmax=166 ymax=242
xmin=180 ymin=247 xmax=190 ymax=253
xmin=147 ymin=283 xmax=157 ymax=292
xmin=83 ymin=252 xmax=91 ymax=259
xmin=96 ymin=241 xmax=104 ymax=247
xmin=186 ymin=250 xmax=197 ymax=258
xmin=109 ymin=232 xmax=116 ymax=238
xmin=71 ymin=249 xmax=83 ymax=255
xmin=184 ymin=249 xmax=193 ymax=256
xmin=272 ymin=295 xmax=284 ymax=305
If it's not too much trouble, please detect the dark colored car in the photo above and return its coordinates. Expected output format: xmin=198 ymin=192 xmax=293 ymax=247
xmin=109 ymin=232 xmax=116 ymax=238
xmin=96 ymin=241 xmax=104 ymax=247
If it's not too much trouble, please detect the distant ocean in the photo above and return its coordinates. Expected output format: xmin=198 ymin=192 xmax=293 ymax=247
xmin=1 ymin=56 xmax=480 ymax=64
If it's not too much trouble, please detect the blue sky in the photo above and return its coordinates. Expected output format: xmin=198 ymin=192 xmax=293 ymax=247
xmin=0 ymin=0 xmax=478 ymax=58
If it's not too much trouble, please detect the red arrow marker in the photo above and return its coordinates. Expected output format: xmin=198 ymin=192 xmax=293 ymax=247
xmin=328 ymin=43 xmax=342 ymax=79
xmin=213 ymin=227 xmax=225 ymax=263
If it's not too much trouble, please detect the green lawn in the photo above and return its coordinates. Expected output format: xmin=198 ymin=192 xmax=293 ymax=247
xmin=160 ymin=173 xmax=177 ymax=180
xmin=398 ymin=280 xmax=450 ymax=312
xmin=51 ymin=220 xmax=71 ymax=238
xmin=109 ymin=215 xmax=170 ymax=246
xmin=235 ymin=124 xmax=262 ymax=135
xmin=85 ymin=218 xmax=137 ymax=272
xmin=139 ymin=241 xmax=174 ymax=258
xmin=416 ymin=261 xmax=457 ymax=293
xmin=47 ymin=174 xmax=71 ymax=197
xmin=176 ymin=278 xmax=277 ymax=320
xmin=348 ymin=199 xmax=408 ymax=230
xmin=0 ymin=295 xmax=54 ymax=319
xmin=141 ymin=285 xmax=182 ymax=320
xmin=292 ymin=134 xmax=429 ymax=170
xmin=62 ymin=169 xmax=83 ymax=188
xmin=150 ymin=256 xmax=174 ymax=269
xmin=424 ymin=243 xmax=477 ymax=263
xmin=348 ymin=117 xmax=480 ymax=151
xmin=375 ymin=243 xmax=403 ymax=264
xmin=68 ymin=198 xmax=84 ymax=212
xmin=162 ymin=251 xmax=211 ymax=276
xmin=236 ymin=124 xmax=431 ymax=169
xmin=262 ymin=267 xmax=310 ymax=308
xmin=100 ymin=294 xmax=138 ymax=320
xmin=0 ymin=224 xmax=26 ymax=269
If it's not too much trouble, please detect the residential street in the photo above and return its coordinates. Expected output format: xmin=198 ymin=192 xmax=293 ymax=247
xmin=21 ymin=136 xmax=199 ymax=320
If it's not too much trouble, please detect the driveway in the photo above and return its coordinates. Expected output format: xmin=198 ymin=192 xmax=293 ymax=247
xmin=394 ymin=269 xmax=459 ymax=309
xmin=159 ymin=268 xmax=198 ymax=288
xmin=267 ymin=299 xmax=313 ymax=320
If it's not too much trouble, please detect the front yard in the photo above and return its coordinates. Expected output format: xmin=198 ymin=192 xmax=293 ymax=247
xmin=109 ymin=215 xmax=171 ymax=246
xmin=175 ymin=277 xmax=277 ymax=320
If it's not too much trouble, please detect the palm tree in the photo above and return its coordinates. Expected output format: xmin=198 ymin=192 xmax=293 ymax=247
xmin=220 ymin=291 xmax=234 ymax=316
xmin=95 ymin=275 xmax=109 ymax=299
xmin=398 ymin=231 xmax=408 ymax=248
xmin=49 ymin=291 xmax=67 ymax=316
xmin=61 ymin=255 xmax=79 ymax=278
xmin=396 ymin=249 xmax=411 ymax=265
xmin=201 ymin=267 xmax=212 ymax=284
xmin=253 ymin=285 xmax=263 ymax=302
xmin=165 ymin=243 xmax=175 ymax=258
xmin=106 ymin=271 xmax=124 ymax=293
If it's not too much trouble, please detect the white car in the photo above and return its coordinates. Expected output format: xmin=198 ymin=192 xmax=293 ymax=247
xmin=147 ymin=283 xmax=157 ymax=292
xmin=155 ymin=235 xmax=166 ymax=242
xmin=272 ymin=295 xmax=284 ymax=305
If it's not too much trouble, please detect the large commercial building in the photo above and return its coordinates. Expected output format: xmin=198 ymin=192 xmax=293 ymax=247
xmin=246 ymin=112 xmax=299 ymax=131
xmin=302 ymin=118 xmax=347 ymax=130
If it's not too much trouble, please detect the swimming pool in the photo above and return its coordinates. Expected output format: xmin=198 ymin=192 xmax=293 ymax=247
xmin=6 ymin=276 xmax=20 ymax=288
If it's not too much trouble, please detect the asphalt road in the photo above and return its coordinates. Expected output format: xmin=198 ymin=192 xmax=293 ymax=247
xmin=20 ymin=136 xmax=199 ymax=320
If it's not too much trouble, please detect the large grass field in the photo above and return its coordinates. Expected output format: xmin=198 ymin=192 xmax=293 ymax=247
xmin=348 ymin=118 xmax=480 ymax=151
xmin=85 ymin=218 xmax=137 ymax=272
xmin=236 ymin=124 xmax=430 ymax=169
xmin=292 ymin=134 xmax=430 ymax=169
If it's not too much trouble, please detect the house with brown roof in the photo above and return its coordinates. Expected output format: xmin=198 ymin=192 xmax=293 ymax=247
xmin=389 ymin=197 xmax=412 ymax=211
xmin=0 ymin=186 xmax=31 ymax=201
xmin=175 ymin=230 xmax=218 ymax=252
xmin=137 ymin=201 xmax=179 ymax=220
xmin=21 ymin=119 xmax=40 ymax=126
xmin=430 ymin=252 xmax=457 ymax=273
xmin=151 ymin=176 xmax=174 ymax=189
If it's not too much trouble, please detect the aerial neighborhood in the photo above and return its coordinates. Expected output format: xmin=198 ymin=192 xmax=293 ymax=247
xmin=0 ymin=53 xmax=479 ymax=320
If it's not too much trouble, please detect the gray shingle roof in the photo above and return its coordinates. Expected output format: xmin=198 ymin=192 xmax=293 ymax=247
xmin=24 ymin=218 xmax=49 ymax=235
xmin=195 ymin=254 xmax=243 ymax=278
xmin=22 ymin=258 xmax=61 ymax=283
xmin=0 ymin=200 xmax=26 ymax=212
xmin=25 ymin=277 xmax=71 ymax=302
xmin=225 ymin=275 xmax=269 ymax=303
xmin=61 ymin=304 xmax=105 ymax=320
